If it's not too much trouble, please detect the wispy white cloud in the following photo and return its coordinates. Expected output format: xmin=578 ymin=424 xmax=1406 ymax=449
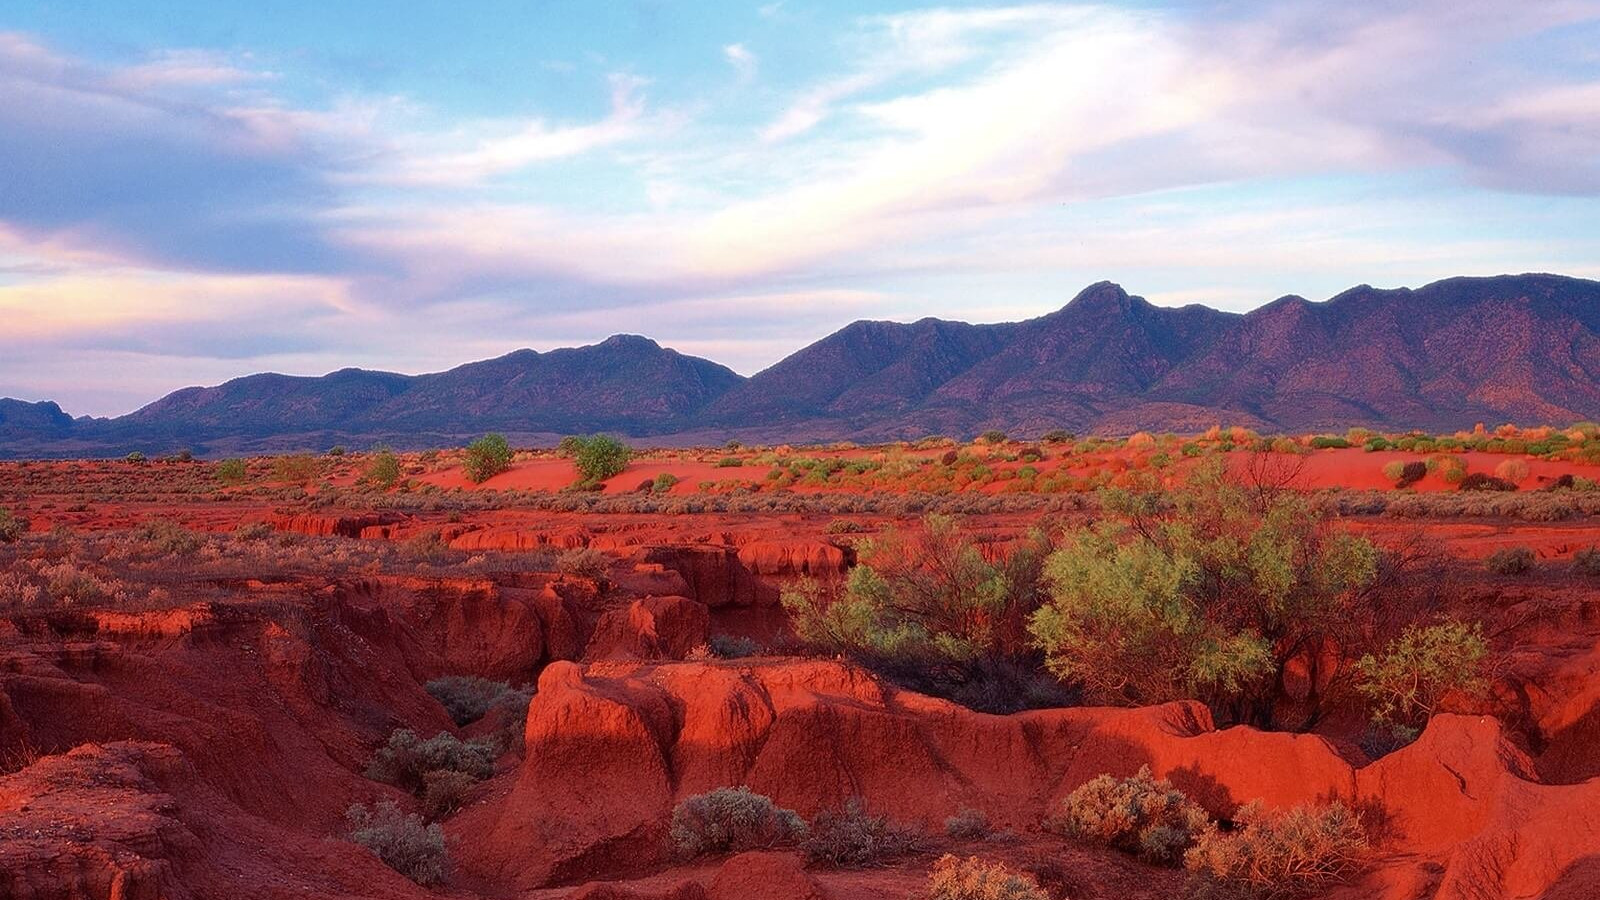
xmin=723 ymin=43 xmax=757 ymax=81
xmin=2 ymin=2 xmax=1599 ymax=414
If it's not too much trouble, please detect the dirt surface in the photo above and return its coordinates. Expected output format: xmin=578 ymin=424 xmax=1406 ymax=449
xmin=4 ymin=444 xmax=1600 ymax=899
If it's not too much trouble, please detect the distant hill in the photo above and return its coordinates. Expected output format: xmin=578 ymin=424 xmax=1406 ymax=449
xmin=4 ymin=274 xmax=1599 ymax=457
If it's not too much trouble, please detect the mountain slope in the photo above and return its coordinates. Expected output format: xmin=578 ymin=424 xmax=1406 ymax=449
xmin=2 ymin=273 xmax=1598 ymax=456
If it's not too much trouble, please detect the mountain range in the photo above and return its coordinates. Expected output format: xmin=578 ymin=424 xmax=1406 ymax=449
xmin=4 ymin=273 xmax=1599 ymax=458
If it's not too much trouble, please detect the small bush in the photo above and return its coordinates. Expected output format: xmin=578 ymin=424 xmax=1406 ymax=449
xmin=926 ymin=855 xmax=1049 ymax=900
xmin=1484 ymin=546 xmax=1535 ymax=575
xmin=556 ymin=546 xmax=610 ymax=581
xmin=1308 ymin=436 xmax=1349 ymax=449
xmin=945 ymin=808 xmax=992 ymax=840
xmin=125 ymin=451 xmax=147 ymax=464
xmin=425 ymin=676 xmax=529 ymax=726
xmin=1459 ymin=472 xmax=1517 ymax=492
xmin=365 ymin=729 xmax=496 ymax=792
xmin=1045 ymin=766 xmax=1209 ymax=866
xmin=979 ymin=430 xmax=1007 ymax=445
xmin=327 ymin=445 xmax=346 ymax=456
xmin=1575 ymin=546 xmax=1600 ymax=576
xmin=1184 ymin=801 xmax=1366 ymax=898
xmin=215 ymin=458 xmax=248 ymax=485
xmin=272 ymin=454 xmax=319 ymax=484
xmin=131 ymin=520 xmax=203 ymax=557
xmin=706 ymin=633 xmax=761 ymax=659
xmin=1041 ymin=430 xmax=1074 ymax=444
xmin=669 ymin=787 xmax=806 ymax=857
xmin=1388 ymin=460 xmax=1427 ymax=488
xmin=420 ymin=769 xmax=478 ymax=820
xmin=715 ymin=456 xmax=744 ymax=468
xmin=1493 ymin=458 xmax=1531 ymax=485
xmin=463 ymin=434 xmax=513 ymax=483
xmin=366 ymin=449 xmax=402 ymax=489
xmin=346 ymin=800 xmax=448 ymax=885
xmin=801 ymin=798 xmax=923 ymax=868
xmin=652 ymin=473 xmax=680 ymax=494
xmin=0 ymin=508 xmax=26 ymax=544
xmin=941 ymin=450 xmax=960 ymax=466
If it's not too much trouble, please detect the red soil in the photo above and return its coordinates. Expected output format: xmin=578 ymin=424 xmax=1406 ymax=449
xmin=6 ymin=452 xmax=1600 ymax=898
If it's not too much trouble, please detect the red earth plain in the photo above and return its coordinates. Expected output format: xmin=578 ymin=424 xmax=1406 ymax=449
xmin=6 ymin=425 xmax=1600 ymax=899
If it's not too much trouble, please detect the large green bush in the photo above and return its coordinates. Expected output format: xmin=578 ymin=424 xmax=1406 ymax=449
xmin=424 ymin=676 xmax=529 ymax=727
xmin=780 ymin=514 xmax=1057 ymax=712
xmin=1353 ymin=621 xmax=1488 ymax=729
xmin=366 ymin=449 xmax=402 ymax=488
xmin=463 ymin=434 xmax=513 ymax=483
xmin=568 ymin=434 xmax=632 ymax=483
xmin=1028 ymin=459 xmax=1378 ymax=726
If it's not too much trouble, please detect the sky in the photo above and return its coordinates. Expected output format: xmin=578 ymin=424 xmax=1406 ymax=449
xmin=2 ymin=1 xmax=1599 ymax=416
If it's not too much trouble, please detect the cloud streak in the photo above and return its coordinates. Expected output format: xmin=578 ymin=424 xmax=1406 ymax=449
xmin=0 ymin=2 xmax=1597 ymax=415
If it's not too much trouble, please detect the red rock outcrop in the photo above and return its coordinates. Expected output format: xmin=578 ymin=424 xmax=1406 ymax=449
xmin=587 ymin=596 xmax=710 ymax=661
xmin=456 ymin=658 xmax=1600 ymax=898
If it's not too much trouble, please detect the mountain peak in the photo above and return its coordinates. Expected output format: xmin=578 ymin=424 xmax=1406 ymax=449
xmin=595 ymin=334 xmax=661 ymax=351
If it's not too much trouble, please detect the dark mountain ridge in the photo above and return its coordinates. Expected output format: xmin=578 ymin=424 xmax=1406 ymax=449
xmin=4 ymin=274 xmax=1598 ymax=457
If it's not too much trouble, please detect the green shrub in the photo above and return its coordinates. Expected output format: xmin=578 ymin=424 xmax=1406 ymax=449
xmin=573 ymin=434 xmax=632 ymax=482
xmin=652 ymin=472 xmax=680 ymax=494
xmin=463 ymin=434 xmax=513 ymax=483
xmin=781 ymin=514 xmax=1053 ymax=712
xmin=1308 ymin=436 xmax=1349 ymax=449
xmin=1184 ymin=801 xmax=1366 ymax=898
xmin=926 ymin=855 xmax=1049 ymax=900
xmin=365 ymin=729 xmax=496 ymax=792
xmin=1041 ymin=430 xmax=1074 ymax=444
xmin=125 ymin=451 xmax=147 ymax=464
xmin=945 ymin=808 xmax=992 ymax=840
xmin=424 ymin=676 xmax=529 ymax=726
xmin=979 ymin=430 xmax=1007 ymax=445
xmin=0 ymin=508 xmax=26 ymax=544
xmin=366 ymin=449 xmax=402 ymax=488
xmin=346 ymin=800 xmax=448 ymax=885
xmin=327 ymin=445 xmax=346 ymax=456
xmin=215 ymin=458 xmax=248 ymax=485
xmin=1045 ymin=766 xmax=1209 ymax=866
xmin=716 ymin=456 xmax=743 ymax=468
xmin=1029 ymin=460 xmax=1376 ymax=723
xmin=1353 ymin=621 xmax=1488 ymax=729
xmin=1484 ymin=546 xmax=1534 ymax=575
xmin=669 ymin=787 xmax=806 ymax=856
xmin=1575 ymin=546 xmax=1600 ymax=576
xmin=801 ymin=798 xmax=923 ymax=867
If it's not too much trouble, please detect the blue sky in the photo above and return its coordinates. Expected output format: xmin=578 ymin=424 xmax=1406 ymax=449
xmin=1 ymin=1 xmax=1598 ymax=415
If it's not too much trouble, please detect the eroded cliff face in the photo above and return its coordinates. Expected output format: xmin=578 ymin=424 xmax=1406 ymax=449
xmin=6 ymin=528 xmax=1600 ymax=900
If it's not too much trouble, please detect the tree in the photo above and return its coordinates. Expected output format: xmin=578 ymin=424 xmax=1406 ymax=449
xmin=463 ymin=434 xmax=513 ymax=484
xmin=570 ymin=434 xmax=631 ymax=483
xmin=1028 ymin=457 xmax=1378 ymax=727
